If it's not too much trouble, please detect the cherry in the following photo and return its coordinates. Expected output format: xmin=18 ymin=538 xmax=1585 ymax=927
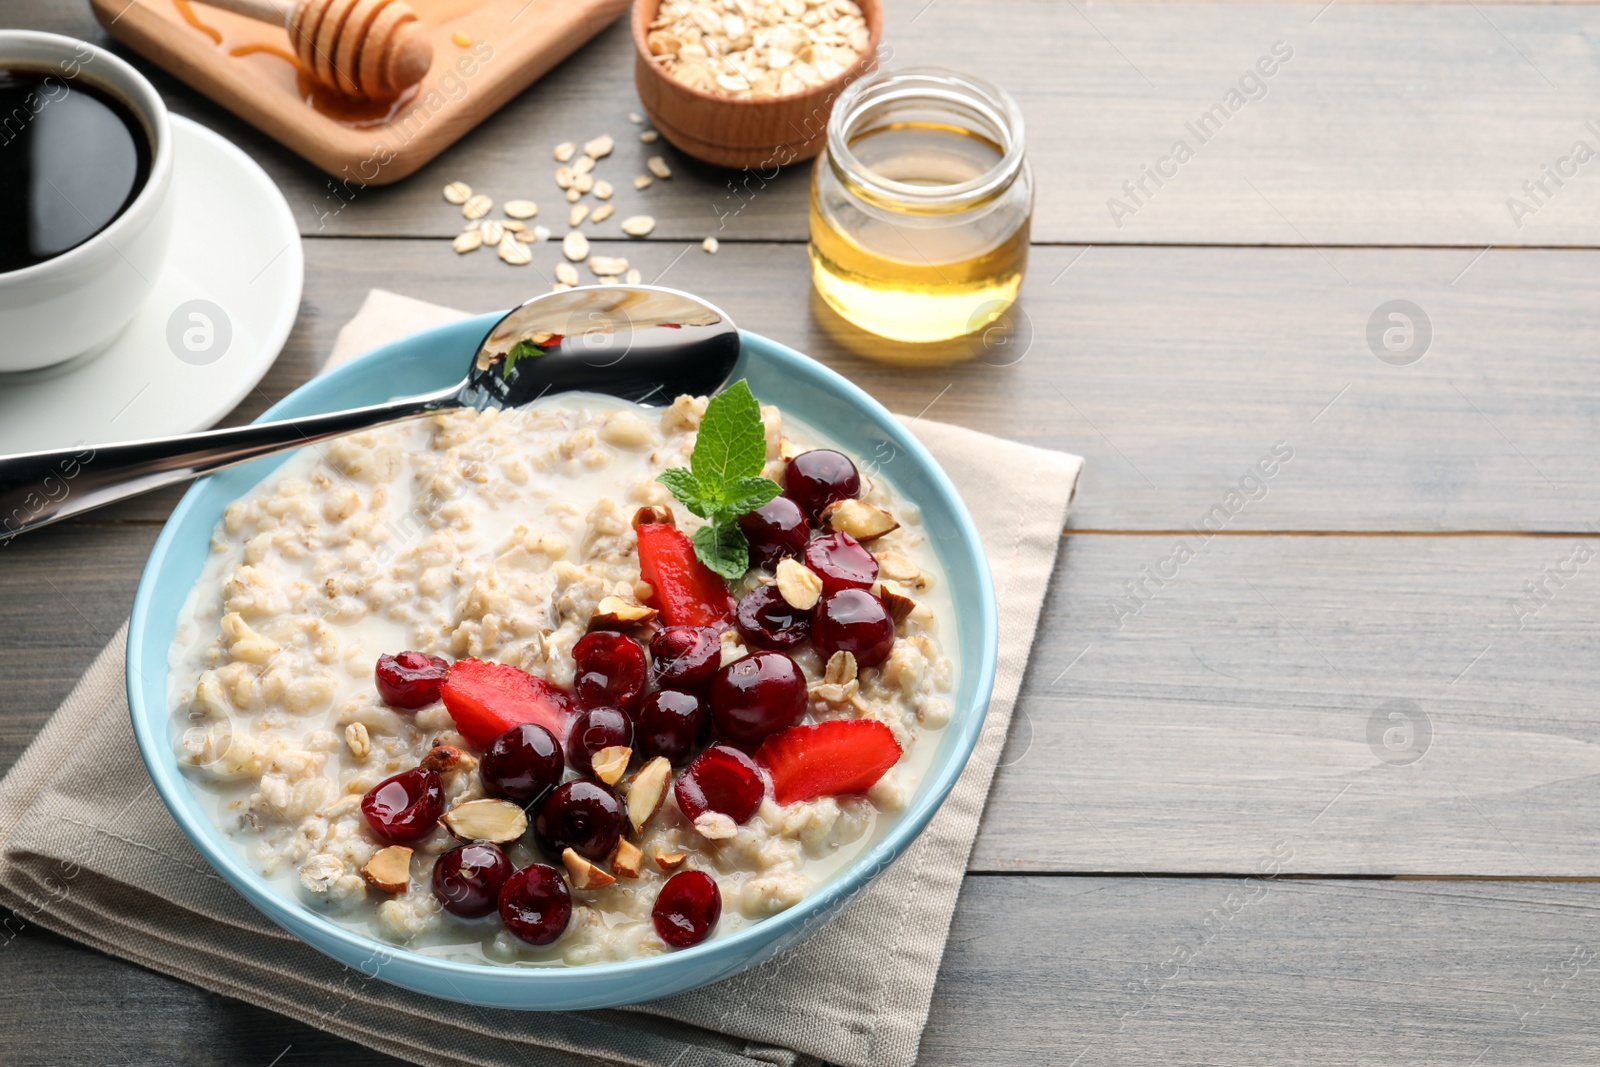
xmin=653 ymin=869 xmax=723 ymax=948
xmin=480 ymin=723 xmax=564 ymax=805
xmin=802 ymin=532 xmax=879 ymax=594
xmin=374 ymin=651 xmax=449 ymax=710
xmin=812 ymin=588 xmax=896 ymax=668
xmin=498 ymin=863 xmax=573 ymax=946
xmin=635 ymin=689 xmax=707 ymax=764
xmin=710 ymin=650 xmax=807 ymax=743
xmin=734 ymin=584 xmax=810 ymax=650
xmin=361 ymin=767 xmax=444 ymax=843
xmin=534 ymin=779 xmax=625 ymax=859
xmin=675 ymin=744 xmax=765 ymax=823
xmin=737 ymin=495 xmax=810 ymax=568
xmin=650 ymin=625 xmax=723 ymax=689
xmin=566 ymin=706 xmax=633 ymax=776
xmin=573 ymin=630 xmax=648 ymax=712
xmin=431 ymin=842 xmax=512 ymax=918
xmin=783 ymin=449 xmax=860 ymax=518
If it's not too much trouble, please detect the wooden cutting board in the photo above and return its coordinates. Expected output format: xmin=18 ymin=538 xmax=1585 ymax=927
xmin=90 ymin=0 xmax=631 ymax=183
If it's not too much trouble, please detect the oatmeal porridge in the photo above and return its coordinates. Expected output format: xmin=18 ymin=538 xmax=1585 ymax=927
xmin=168 ymin=385 xmax=954 ymax=965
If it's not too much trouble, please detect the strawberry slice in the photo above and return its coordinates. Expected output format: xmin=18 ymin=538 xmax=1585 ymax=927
xmin=754 ymin=719 xmax=902 ymax=806
xmin=635 ymin=522 xmax=735 ymax=628
xmin=441 ymin=659 xmax=574 ymax=750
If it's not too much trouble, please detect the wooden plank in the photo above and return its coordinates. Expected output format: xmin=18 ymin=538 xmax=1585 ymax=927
xmin=977 ymin=532 xmax=1600 ymax=876
xmin=920 ymin=876 xmax=1600 ymax=1066
xmin=70 ymin=239 xmax=1600 ymax=533
xmin=19 ymin=0 xmax=1600 ymax=245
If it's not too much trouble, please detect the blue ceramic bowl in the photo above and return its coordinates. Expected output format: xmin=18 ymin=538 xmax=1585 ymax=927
xmin=127 ymin=316 xmax=998 ymax=1010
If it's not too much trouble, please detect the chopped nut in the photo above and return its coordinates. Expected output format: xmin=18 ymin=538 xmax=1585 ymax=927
xmin=569 ymin=203 xmax=590 ymax=228
xmin=876 ymin=551 xmax=920 ymax=582
xmin=505 ymin=199 xmax=538 ymax=219
xmin=420 ymin=744 xmax=471 ymax=773
xmin=621 ymin=215 xmax=656 ymax=237
xmin=562 ymin=230 xmax=590 ymax=261
xmin=462 ymin=194 xmax=493 ymax=219
xmin=591 ymin=745 xmax=632 ymax=785
xmin=702 ymin=236 xmax=719 ymax=253
xmin=562 ymin=847 xmax=616 ymax=890
xmin=634 ymin=174 xmax=654 ymax=190
xmin=694 ymin=811 xmax=738 ymax=840
xmin=778 ymin=436 xmax=802 ymax=461
xmin=821 ymin=498 xmax=899 ymax=541
xmin=344 ymin=722 xmax=372 ymax=760
xmin=589 ymin=255 xmax=629 ymax=276
xmin=632 ymin=504 xmax=674 ymax=529
xmin=554 ymin=141 xmax=577 ymax=162
xmin=626 ymin=756 xmax=672 ymax=832
xmin=646 ymin=156 xmax=672 ymax=179
xmin=584 ymin=134 xmax=615 ymax=159
xmin=555 ymin=261 xmax=580 ymax=286
xmin=360 ymin=845 xmax=412 ymax=893
xmin=593 ymin=179 xmax=613 ymax=201
xmin=654 ymin=848 xmax=688 ymax=870
xmin=775 ymin=557 xmax=823 ymax=609
xmin=440 ymin=798 xmax=529 ymax=844
xmin=823 ymin=650 xmax=858 ymax=685
xmin=593 ymin=596 xmax=658 ymax=627
xmin=591 ymin=203 xmax=615 ymax=223
xmin=874 ymin=582 xmax=917 ymax=626
xmin=610 ymin=838 xmax=644 ymax=879
xmin=442 ymin=180 xmax=471 ymax=204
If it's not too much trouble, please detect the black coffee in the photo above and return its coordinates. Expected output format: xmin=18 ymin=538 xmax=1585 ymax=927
xmin=0 ymin=69 xmax=151 ymax=274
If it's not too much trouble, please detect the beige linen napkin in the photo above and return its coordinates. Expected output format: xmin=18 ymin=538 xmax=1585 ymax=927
xmin=0 ymin=290 xmax=1082 ymax=1067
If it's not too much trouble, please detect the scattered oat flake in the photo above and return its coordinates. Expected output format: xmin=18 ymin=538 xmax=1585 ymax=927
xmin=502 ymin=219 xmax=526 ymax=232
xmin=566 ymin=188 xmax=582 ymax=203
xmin=591 ymin=203 xmax=615 ymax=223
xmin=620 ymin=215 xmax=656 ymax=237
xmin=584 ymin=135 xmax=615 ymax=159
xmin=554 ymin=141 xmax=577 ymax=162
xmin=443 ymin=180 xmax=471 ymax=204
xmin=634 ymin=174 xmax=654 ymax=190
xmin=625 ymin=268 xmax=643 ymax=284
xmin=590 ymin=255 xmax=629 ymax=276
xmin=629 ymin=111 xmax=643 ymax=124
xmin=555 ymin=166 xmax=574 ymax=190
xmin=480 ymin=220 xmax=505 ymax=245
xmin=563 ymin=230 xmax=591 ymax=261
xmin=572 ymin=172 xmax=595 ymax=194
xmin=569 ymin=203 xmax=590 ymax=228
xmin=552 ymin=282 xmax=573 ymax=292
xmin=452 ymin=31 xmax=471 ymax=47
xmin=556 ymin=262 xmax=580 ymax=286
xmin=640 ymin=130 xmax=660 ymax=143
xmin=573 ymin=155 xmax=595 ymax=176
xmin=498 ymin=237 xmax=532 ymax=265
xmin=462 ymin=194 xmax=493 ymax=219
xmin=593 ymin=179 xmax=613 ymax=201
xmin=505 ymin=199 xmax=538 ymax=219
xmin=702 ymin=236 xmax=719 ymax=253
xmin=452 ymin=230 xmax=483 ymax=253
xmin=598 ymin=275 xmax=620 ymax=285
xmin=646 ymin=156 xmax=672 ymax=179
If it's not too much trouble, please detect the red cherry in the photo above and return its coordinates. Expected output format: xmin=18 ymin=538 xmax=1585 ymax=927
xmin=802 ymin=531 xmax=878 ymax=593
xmin=498 ymin=863 xmax=572 ymax=945
xmin=653 ymin=869 xmax=723 ymax=948
xmin=534 ymin=779 xmax=625 ymax=859
xmin=636 ymin=689 xmax=708 ymax=764
xmin=812 ymin=588 xmax=896 ymax=668
xmin=674 ymin=744 xmax=765 ymax=824
xmin=649 ymin=626 xmax=722 ymax=689
xmin=375 ymin=651 xmax=449 ymax=710
xmin=432 ymin=842 xmax=512 ymax=918
xmin=709 ymin=650 xmax=807 ymax=743
xmin=734 ymin=584 xmax=810 ymax=650
xmin=736 ymin=494 xmax=810 ymax=568
xmin=361 ymin=767 xmax=444 ymax=843
xmin=566 ymin=706 xmax=633 ymax=776
xmin=480 ymin=723 xmax=564 ymax=804
xmin=783 ymin=449 xmax=861 ymax=518
xmin=573 ymin=631 xmax=649 ymax=712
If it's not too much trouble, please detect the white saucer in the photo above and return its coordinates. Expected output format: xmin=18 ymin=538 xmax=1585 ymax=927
xmin=0 ymin=116 xmax=302 ymax=452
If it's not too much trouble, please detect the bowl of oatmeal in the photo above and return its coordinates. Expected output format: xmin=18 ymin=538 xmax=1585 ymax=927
xmin=127 ymin=313 xmax=997 ymax=1010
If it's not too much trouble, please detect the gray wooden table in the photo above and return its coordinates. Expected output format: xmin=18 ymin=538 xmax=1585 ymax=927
xmin=8 ymin=0 xmax=1600 ymax=1062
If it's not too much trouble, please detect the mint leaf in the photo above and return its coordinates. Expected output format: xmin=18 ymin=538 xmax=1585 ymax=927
xmin=690 ymin=380 xmax=767 ymax=488
xmin=720 ymin=474 xmax=781 ymax=518
xmin=503 ymin=339 xmax=543 ymax=379
xmin=655 ymin=468 xmax=714 ymax=519
xmin=693 ymin=521 xmax=749 ymax=581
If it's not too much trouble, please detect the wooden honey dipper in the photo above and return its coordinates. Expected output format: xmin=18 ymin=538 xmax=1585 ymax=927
xmin=196 ymin=0 xmax=434 ymax=101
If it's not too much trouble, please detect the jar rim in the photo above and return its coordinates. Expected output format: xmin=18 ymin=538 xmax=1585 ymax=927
xmin=826 ymin=66 xmax=1027 ymax=210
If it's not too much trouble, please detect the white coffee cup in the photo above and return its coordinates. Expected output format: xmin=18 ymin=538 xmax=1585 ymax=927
xmin=0 ymin=31 xmax=175 ymax=372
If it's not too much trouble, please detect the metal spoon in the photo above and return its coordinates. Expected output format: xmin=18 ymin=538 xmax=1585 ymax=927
xmin=0 ymin=285 xmax=740 ymax=540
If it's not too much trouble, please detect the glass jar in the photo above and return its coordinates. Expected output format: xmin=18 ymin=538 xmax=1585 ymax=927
xmin=809 ymin=66 xmax=1032 ymax=344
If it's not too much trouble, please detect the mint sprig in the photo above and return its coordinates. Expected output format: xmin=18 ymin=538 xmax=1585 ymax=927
xmin=656 ymin=380 xmax=781 ymax=579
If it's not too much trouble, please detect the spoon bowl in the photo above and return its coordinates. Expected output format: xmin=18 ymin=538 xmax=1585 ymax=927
xmin=0 ymin=285 xmax=739 ymax=539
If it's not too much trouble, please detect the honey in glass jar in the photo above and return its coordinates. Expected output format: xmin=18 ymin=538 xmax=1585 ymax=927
xmin=810 ymin=67 xmax=1032 ymax=344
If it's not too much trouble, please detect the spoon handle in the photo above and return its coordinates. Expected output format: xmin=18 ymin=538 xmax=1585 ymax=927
xmin=0 ymin=383 xmax=465 ymax=540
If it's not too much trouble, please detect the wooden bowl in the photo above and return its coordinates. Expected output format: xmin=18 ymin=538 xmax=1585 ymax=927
xmin=631 ymin=0 xmax=883 ymax=170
